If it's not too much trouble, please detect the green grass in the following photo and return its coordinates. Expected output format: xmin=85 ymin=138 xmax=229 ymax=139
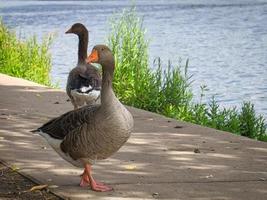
xmin=108 ymin=7 xmax=267 ymax=141
xmin=0 ymin=20 xmax=52 ymax=86
xmin=189 ymin=99 xmax=267 ymax=141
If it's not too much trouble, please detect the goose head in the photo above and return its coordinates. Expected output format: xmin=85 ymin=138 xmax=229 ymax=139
xmin=65 ymin=23 xmax=88 ymax=36
xmin=86 ymin=45 xmax=115 ymax=72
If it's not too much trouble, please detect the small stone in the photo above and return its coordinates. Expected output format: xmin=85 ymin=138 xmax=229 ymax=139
xmin=194 ymin=148 xmax=200 ymax=153
xmin=205 ymin=174 xmax=213 ymax=178
xmin=125 ymin=165 xmax=137 ymax=170
xmin=54 ymin=101 xmax=59 ymax=104
xmin=152 ymin=192 xmax=159 ymax=198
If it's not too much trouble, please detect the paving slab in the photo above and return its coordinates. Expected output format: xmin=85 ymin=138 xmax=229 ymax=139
xmin=0 ymin=73 xmax=267 ymax=200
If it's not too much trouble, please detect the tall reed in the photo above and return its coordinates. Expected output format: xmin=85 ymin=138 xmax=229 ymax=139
xmin=108 ymin=8 xmax=193 ymax=115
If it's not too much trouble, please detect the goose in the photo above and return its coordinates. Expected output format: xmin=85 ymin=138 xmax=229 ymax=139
xmin=32 ymin=45 xmax=134 ymax=192
xmin=65 ymin=23 xmax=101 ymax=109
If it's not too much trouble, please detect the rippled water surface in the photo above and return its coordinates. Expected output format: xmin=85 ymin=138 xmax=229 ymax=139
xmin=1 ymin=0 xmax=267 ymax=118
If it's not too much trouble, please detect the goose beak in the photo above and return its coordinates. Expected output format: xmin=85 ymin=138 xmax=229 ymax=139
xmin=86 ymin=50 xmax=99 ymax=63
xmin=65 ymin=28 xmax=72 ymax=34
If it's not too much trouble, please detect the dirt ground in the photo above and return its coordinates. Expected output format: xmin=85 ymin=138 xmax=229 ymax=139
xmin=0 ymin=162 xmax=62 ymax=200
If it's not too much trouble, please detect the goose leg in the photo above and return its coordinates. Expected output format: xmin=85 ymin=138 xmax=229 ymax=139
xmin=79 ymin=169 xmax=90 ymax=187
xmin=79 ymin=170 xmax=105 ymax=187
xmin=80 ymin=164 xmax=113 ymax=192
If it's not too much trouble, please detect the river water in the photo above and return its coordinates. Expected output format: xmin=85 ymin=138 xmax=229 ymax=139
xmin=1 ymin=0 xmax=267 ymax=119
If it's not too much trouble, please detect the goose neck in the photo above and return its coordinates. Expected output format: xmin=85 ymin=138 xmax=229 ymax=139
xmin=100 ymin=67 xmax=115 ymax=105
xmin=78 ymin=32 xmax=88 ymax=65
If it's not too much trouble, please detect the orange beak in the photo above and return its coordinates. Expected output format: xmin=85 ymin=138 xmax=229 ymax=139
xmin=86 ymin=49 xmax=99 ymax=63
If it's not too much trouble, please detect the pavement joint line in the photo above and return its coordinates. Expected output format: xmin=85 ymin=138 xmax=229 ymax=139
xmin=108 ymin=179 xmax=267 ymax=185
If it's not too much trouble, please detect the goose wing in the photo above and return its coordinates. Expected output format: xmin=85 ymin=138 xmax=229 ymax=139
xmin=35 ymin=105 xmax=99 ymax=139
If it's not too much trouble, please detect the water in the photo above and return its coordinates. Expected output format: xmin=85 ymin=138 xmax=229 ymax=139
xmin=1 ymin=0 xmax=267 ymax=119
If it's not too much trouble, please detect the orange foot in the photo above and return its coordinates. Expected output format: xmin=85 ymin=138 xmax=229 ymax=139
xmin=80 ymin=164 xmax=113 ymax=192
xmin=91 ymin=181 xmax=113 ymax=192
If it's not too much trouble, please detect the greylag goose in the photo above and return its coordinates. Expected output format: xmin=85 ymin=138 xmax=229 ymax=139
xmin=33 ymin=45 xmax=133 ymax=192
xmin=65 ymin=23 xmax=101 ymax=109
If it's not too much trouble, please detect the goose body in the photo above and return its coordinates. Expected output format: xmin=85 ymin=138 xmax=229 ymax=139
xmin=34 ymin=45 xmax=133 ymax=191
xmin=37 ymin=100 xmax=132 ymax=167
xmin=66 ymin=23 xmax=101 ymax=109
xmin=67 ymin=65 xmax=101 ymax=108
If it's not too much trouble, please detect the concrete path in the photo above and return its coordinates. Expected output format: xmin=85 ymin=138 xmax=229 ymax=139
xmin=0 ymin=73 xmax=267 ymax=200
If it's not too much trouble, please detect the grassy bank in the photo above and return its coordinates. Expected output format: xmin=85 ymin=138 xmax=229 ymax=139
xmin=108 ymin=7 xmax=267 ymax=141
xmin=0 ymin=20 xmax=52 ymax=86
